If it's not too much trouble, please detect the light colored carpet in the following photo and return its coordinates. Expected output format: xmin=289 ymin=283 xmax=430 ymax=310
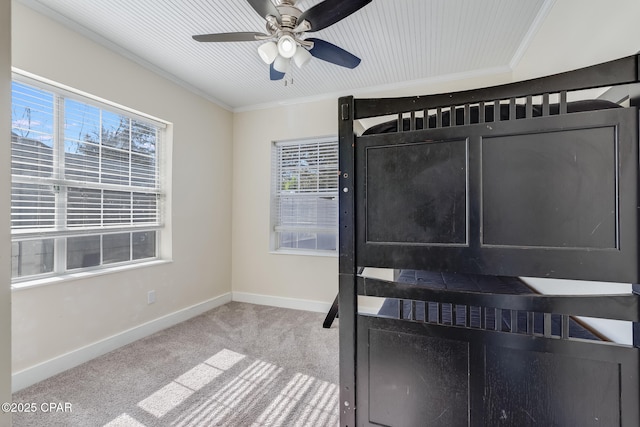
xmin=12 ymin=302 xmax=339 ymax=426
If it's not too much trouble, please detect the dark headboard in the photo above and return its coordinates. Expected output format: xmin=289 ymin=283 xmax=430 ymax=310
xmin=339 ymin=54 xmax=640 ymax=283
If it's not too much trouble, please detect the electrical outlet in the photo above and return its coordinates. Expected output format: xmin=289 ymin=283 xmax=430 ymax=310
xmin=147 ymin=290 xmax=156 ymax=304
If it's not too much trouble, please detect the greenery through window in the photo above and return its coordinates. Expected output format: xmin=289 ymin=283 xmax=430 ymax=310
xmin=11 ymin=76 xmax=165 ymax=281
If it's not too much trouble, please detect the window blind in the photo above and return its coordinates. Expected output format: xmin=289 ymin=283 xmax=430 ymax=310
xmin=11 ymin=76 xmax=165 ymax=280
xmin=11 ymin=79 xmax=163 ymax=239
xmin=272 ymin=138 xmax=338 ymax=252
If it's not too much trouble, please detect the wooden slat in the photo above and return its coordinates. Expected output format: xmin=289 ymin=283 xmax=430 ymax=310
xmin=562 ymin=314 xmax=570 ymax=339
xmin=544 ymin=313 xmax=552 ymax=337
xmin=481 ymin=306 xmax=486 ymax=329
xmin=559 ymin=90 xmax=568 ymax=114
xmin=451 ymin=303 xmax=457 ymax=325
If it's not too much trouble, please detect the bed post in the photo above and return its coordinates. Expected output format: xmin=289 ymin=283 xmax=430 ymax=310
xmin=338 ymin=95 xmax=357 ymax=426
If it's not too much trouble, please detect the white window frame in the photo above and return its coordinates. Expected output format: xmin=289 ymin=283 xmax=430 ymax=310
xmin=10 ymin=71 xmax=168 ymax=284
xmin=270 ymin=136 xmax=339 ymax=256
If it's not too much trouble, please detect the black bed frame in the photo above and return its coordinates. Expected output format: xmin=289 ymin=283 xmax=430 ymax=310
xmin=337 ymin=55 xmax=640 ymax=426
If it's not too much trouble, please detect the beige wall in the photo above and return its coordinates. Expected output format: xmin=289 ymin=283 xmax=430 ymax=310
xmin=1 ymin=0 xmax=12 ymax=424
xmin=11 ymin=2 xmax=233 ymax=374
xmin=513 ymin=0 xmax=640 ymax=81
xmin=232 ymin=99 xmax=339 ymax=305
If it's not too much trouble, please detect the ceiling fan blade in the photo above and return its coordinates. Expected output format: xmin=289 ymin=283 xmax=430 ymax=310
xmin=298 ymin=0 xmax=371 ymax=32
xmin=192 ymin=32 xmax=269 ymax=42
xmin=246 ymin=0 xmax=281 ymax=21
xmin=308 ymin=38 xmax=361 ymax=69
xmin=270 ymin=63 xmax=285 ymax=81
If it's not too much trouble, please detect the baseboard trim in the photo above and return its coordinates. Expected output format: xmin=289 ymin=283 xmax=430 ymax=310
xmin=231 ymin=292 xmax=385 ymax=317
xmin=12 ymin=293 xmax=232 ymax=392
xmin=232 ymin=292 xmax=333 ymax=314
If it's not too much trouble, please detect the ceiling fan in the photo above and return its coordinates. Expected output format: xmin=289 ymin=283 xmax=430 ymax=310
xmin=192 ymin=0 xmax=372 ymax=80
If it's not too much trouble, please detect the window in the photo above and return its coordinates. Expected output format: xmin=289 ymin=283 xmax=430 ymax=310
xmin=11 ymin=75 xmax=165 ymax=281
xmin=271 ymin=137 xmax=338 ymax=254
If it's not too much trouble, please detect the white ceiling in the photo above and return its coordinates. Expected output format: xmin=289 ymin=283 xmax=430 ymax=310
xmin=19 ymin=0 xmax=552 ymax=111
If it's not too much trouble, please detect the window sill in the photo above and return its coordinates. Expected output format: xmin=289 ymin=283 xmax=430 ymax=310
xmin=269 ymin=249 xmax=338 ymax=258
xmin=11 ymin=259 xmax=172 ymax=292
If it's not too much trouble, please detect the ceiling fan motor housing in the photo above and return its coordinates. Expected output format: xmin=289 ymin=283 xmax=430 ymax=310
xmin=266 ymin=3 xmax=302 ymax=34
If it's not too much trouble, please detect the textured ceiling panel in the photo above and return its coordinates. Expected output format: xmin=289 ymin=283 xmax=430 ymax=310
xmin=19 ymin=0 xmax=549 ymax=110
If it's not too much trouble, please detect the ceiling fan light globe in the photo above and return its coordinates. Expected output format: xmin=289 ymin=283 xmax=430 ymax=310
xmin=293 ymin=47 xmax=312 ymax=68
xmin=257 ymin=41 xmax=278 ymax=64
xmin=277 ymin=35 xmax=297 ymax=59
xmin=273 ymin=55 xmax=290 ymax=73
